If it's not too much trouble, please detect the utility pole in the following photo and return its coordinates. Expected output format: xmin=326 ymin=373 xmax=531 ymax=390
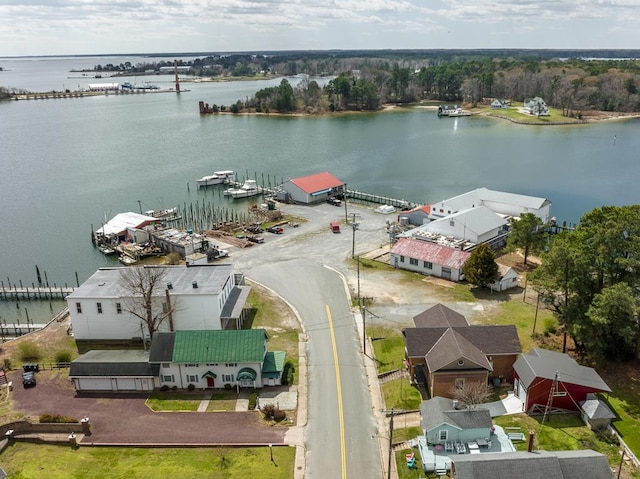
xmin=381 ymin=408 xmax=401 ymax=479
xmin=362 ymin=301 xmax=366 ymax=356
xmin=350 ymin=213 xmax=359 ymax=258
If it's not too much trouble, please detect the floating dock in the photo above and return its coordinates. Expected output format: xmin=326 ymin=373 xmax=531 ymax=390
xmin=0 ymin=284 xmax=74 ymax=301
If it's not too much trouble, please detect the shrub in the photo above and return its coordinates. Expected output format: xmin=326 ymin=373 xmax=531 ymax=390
xmin=171 ymin=385 xmax=178 ymax=391
xmin=55 ymin=350 xmax=72 ymax=364
xmin=160 ymin=385 xmax=170 ymax=392
xmin=224 ymin=383 xmax=232 ymax=390
xmin=261 ymin=403 xmax=286 ymax=422
xmin=543 ymin=317 xmax=557 ymax=336
xmin=18 ymin=341 xmax=41 ymax=362
xmin=187 ymin=383 xmax=195 ymax=391
xmin=40 ymin=413 xmax=78 ymax=423
xmin=282 ymin=362 xmax=295 ymax=386
xmin=248 ymin=390 xmax=258 ymax=410
xmin=3 ymin=358 xmax=11 ymax=371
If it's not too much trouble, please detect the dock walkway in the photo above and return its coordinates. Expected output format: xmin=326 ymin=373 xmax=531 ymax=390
xmin=0 ymin=285 xmax=74 ymax=301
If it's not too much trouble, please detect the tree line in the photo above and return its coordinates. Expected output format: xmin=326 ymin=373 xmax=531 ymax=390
xmin=177 ymin=53 xmax=640 ymax=115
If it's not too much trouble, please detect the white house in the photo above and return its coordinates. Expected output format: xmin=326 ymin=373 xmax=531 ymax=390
xmin=149 ymin=329 xmax=286 ymax=389
xmin=490 ymin=99 xmax=509 ymax=109
xmin=390 ymin=238 xmax=470 ymax=282
xmin=67 ymin=265 xmax=251 ymax=346
xmin=523 ymin=97 xmax=549 ymax=116
xmin=427 ymin=188 xmax=552 ymax=224
xmin=489 ymin=263 xmax=519 ymax=292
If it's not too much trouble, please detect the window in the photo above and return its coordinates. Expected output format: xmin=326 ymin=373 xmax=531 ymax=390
xmin=116 ymin=302 xmax=122 ymax=314
xmin=223 ymin=374 xmax=234 ymax=382
xmin=449 ymin=220 xmax=455 ymax=227
xmin=400 ymin=256 xmax=405 ymax=263
xmin=96 ymin=302 xmax=102 ymax=314
xmin=206 ymin=363 xmax=218 ymax=366
xmin=161 ymin=363 xmax=170 ymax=368
xmin=423 ymin=261 xmax=433 ymax=269
xmin=162 ymin=375 xmax=174 ymax=382
xmin=225 ymin=363 xmax=237 ymax=367
xmin=186 ymin=375 xmax=198 ymax=383
xmin=75 ymin=302 xmax=82 ymax=314
xmin=409 ymin=258 xmax=418 ymax=266
xmin=438 ymin=430 xmax=448 ymax=441
xmin=185 ymin=364 xmax=199 ymax=367
xmin=455 ymin=378 xmax=465 ymax=389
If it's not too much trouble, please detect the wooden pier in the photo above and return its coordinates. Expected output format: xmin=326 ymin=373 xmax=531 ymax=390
xmin=345 ymin=189 xmax=417 ymax=209
xmin=0 ymin=284 xmax=74 ymax=301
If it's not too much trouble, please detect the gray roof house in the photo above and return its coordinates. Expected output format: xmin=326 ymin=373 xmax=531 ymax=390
xmin=450 ymin=449 xmax=614 ymax=479
xmin=420 ymin=396 xmax=493 ymax=445
xmin=579 ymin=393 xmax=617 ymax=430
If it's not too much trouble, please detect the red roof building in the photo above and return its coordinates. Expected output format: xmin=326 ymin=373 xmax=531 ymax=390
xmin=282 ymin=172 xmax=345 ymax=204
xmin=390 ymin=238 xmax=470 ymax=281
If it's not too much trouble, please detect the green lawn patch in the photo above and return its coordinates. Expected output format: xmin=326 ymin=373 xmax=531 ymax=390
xmin=369 ymin=326 xmax=406 ymax=374
xmin=0 ymin=443 xmax=295 ymax=479
xmin=381 ymin=379 xmax=422 ymax=411
xmin=146 ymin=391 xmax=205 ymax=412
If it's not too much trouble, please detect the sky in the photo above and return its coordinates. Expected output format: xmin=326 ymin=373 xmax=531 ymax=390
xmin=1 ymin=0 xmax=640 ymax=57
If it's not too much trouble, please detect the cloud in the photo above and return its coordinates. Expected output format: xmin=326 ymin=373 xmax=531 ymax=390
xmin=1 ymin=0 xmax=640 ymax=54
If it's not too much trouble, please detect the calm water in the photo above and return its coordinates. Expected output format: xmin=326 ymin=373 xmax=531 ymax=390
xmin=1 ymin=56 xmax=639 ymax=321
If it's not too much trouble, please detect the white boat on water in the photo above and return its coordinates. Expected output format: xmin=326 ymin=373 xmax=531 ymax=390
xmin=196 ymin=170 xmax=236 ymax=187
xmin=225 ymin=179 xmax=261 ymax=199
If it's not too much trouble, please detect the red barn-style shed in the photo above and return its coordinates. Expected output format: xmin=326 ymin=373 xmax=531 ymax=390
xmin=513 ymin=348 xmax=611 ymax=414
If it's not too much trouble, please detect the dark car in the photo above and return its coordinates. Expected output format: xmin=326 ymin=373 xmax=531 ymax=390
xmin=266 ymin=227 xmax=284 ymax=234
xmin=22 ymin=371 xmax=36 ymax=388
xmin=247 ymin=235 xmax=264 ymax=243
xmin=326 ymin=197 xmax=341 ymax=206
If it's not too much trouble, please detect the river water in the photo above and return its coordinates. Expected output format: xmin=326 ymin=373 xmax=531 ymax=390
xmin=1 ymin=55 xmax=639 ymax=321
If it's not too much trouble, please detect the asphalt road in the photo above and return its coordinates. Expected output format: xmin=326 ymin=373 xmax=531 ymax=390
xmin=248 ymin=259 xmax=382 ymax=479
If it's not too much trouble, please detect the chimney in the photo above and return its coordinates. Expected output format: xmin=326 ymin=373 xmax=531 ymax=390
xmin=527 ymin=431 xmax=535 ymax=452
xmin=167 ymin=282 xmax=173 ymax=290
xmin=192 ymin=281 xmax=198 ymax=289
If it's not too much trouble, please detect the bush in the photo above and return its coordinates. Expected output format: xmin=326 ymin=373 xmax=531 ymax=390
xmin=18 ymin=341 xmax=41 ymax=362
xmin=171 ymin=386 xmax=178 ymax=391
xmin=260 ymin=403 xmax=286 ymax=422
xmin=248 ymin=390 xmax=258 ymax=410
xmin=40 ymin=413 xmax=78 ymax=423
xmin=224 ymin=383 xmax=232 ymax=390
xmin=160 ymin=385 xmax=170 ymax=392
xmin=543 ymin=317 xmax=558 ymax=336
xmin=187 ymin=383 xmax=195 ymax=391
xmin=282 ymin=362 xmax=295 ymax=386
xmin=3 ymin=358 xmax=11 ymax=371
xmin=55 ymin=350 xmax=72 ymax=364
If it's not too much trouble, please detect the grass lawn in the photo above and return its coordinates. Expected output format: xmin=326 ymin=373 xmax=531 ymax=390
xmin=369 ymin=326 xmax=405 ymax=374
xmin=146 ymin=391 xmax=207 ymax=412
xmin=471 ymin=106 xmax=585 ymax=124
xmin=381 ymin=379 xmax=422 ymax=411
xmin=0 ymin=443 xmax=295 ymax=479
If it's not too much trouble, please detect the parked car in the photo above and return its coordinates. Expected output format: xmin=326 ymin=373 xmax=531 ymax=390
xmin=247 ymin=235 xmax=264 ymax=243
xmin=266 ymin=226 xmax=284 ymax=234
xmin=22 ymin=371 xmax=36 ymax=388
xmin=326 ymin=197 xmax=341 ymax=206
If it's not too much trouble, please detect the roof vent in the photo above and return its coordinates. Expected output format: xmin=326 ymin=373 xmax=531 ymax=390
xmin=192 ymin=281 xmax=198 ymax=289
xmin=167 ymin=282 xmax=173 ymax=290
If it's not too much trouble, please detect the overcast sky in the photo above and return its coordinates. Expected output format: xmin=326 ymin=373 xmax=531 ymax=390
xmin=1 ymin=0 xmax=640 ymax=57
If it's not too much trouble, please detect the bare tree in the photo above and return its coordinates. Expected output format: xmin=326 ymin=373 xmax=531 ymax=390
xmin=450 ymin=380 xmax=492 ymax=409
xmin=119 ymin=266 xmax=178 ymax=339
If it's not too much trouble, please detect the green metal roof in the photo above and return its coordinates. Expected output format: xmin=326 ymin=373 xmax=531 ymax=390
xmin=237 ymin=367 xmax=257 ymax=381
xmin=173 ymin=330 xmax=266 ymax=364
xmin=263 ymin=351 xmax=286 ymax=373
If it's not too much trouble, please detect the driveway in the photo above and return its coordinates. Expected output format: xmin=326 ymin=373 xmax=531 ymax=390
xmin=9 ymin=369 xmax=286 ymax=445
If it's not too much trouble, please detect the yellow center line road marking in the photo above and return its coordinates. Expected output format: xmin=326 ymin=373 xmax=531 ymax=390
xmin=326 ymin=304 xmax=347 ymax=479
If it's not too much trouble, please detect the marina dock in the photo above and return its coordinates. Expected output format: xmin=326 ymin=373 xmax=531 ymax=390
xmin=0 ymin=284 xmax=74 ymax=301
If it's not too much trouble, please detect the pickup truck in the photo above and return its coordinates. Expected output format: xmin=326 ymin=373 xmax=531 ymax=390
xmin=326 ymin=197 xmax=342 ymax=206
xmin=266 ymin=226 xmax=284 ymax=234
